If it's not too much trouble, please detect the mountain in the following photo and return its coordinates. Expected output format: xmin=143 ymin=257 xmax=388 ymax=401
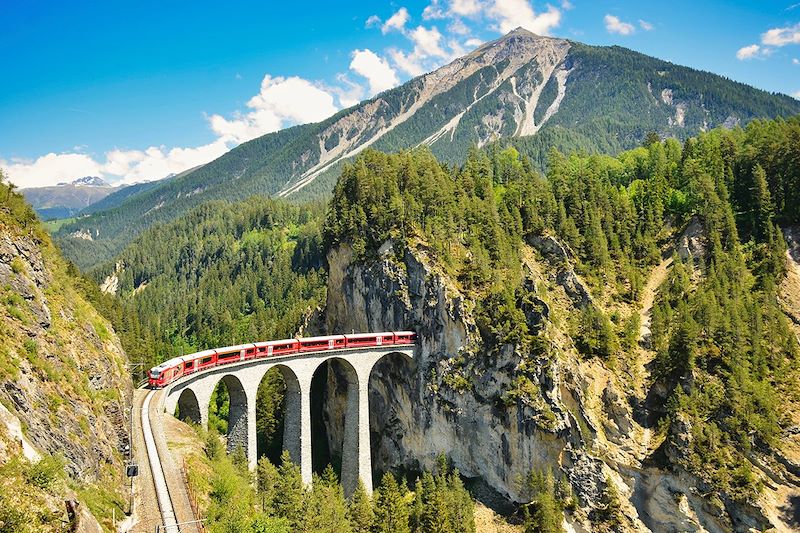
xmin=0 ymin=180 xmax=131 ymax=530
xmin=54 ymin=28 xmax=800 ymax=270
xmin=59 ymin=176 xmax=109 ymax=187
xmin=94 ymin=118 xmax=800 ymax=531
xmin=22 ymin=177 xmax=120 ymax=220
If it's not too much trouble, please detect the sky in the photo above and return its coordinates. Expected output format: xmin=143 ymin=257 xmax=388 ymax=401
xmin=1 ymin=0 xmax=799 ymax=188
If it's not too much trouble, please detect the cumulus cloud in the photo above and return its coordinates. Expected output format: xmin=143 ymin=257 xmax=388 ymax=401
xmin=639 ymin=19 xmax=653 ymax=31
xmin=209 ymin=75 xmax=338 ymax=144
xmin=761 ymin=23 xmax=800 ymax=47
xmin=382 ymin=8 xmax=410 ymax=34
xmin=451 ymin=0 xmax=482 ymax=17
xmin=793 ymin=90 xmax=800 ymax=99
xmin=794 ymin=58 xmax=800 ymax=65
xmin=4 ymin=74 xmax=341 ymax=187
xmin=1 ymin=153 xmax=103 ymax=188
xmin=350 ymin=49 xmax=401 ymax=94
xmin=604 ymin=14 xmax=635 ymax=36
xmin=1 ymin=139 xmax=232 ymax=188
xmin=465 ymin=37 xmax=484 ymax=48
xmin=736 ymin=44 xmax=771 ymax=60
xmin=488 ymin=0 xmax=561 ymax=35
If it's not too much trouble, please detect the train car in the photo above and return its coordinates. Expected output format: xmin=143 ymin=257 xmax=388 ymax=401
xmin=148 ymin=331 xmax=418 ymax=388
xmin=215 ymin=343 xmax=256 ymax=365
xmin=344 ymin=332 xmax=394 ymax=348
xmin=297 ymin=335 xmax=346 ymax=353
xmin=392 ymin=331 xmax=417 ymax=344
xmin=148 ymin=357 xmax=185 ymax=388
xmin=253 ymin=339 xmax=301 ymax=357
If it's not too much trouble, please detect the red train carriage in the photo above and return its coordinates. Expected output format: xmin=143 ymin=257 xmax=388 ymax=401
xmin=297 ymin=335 xmax=346 ymax=352
xmin=148 ymin=331 xmax=417 ymax=388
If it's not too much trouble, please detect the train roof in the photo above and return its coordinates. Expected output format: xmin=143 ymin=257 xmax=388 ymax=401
xmin=254 ymin=338 xmax=299 ymax=347
xmin=296 ymin=334 xmax=346 ymax=342
xmin=153 ymin=357 xmax=184 ymax=371
xmin=344 ymin=331 xmax=394 ymax=338
xmin=215 ymin=343 xmax=256 ymax=353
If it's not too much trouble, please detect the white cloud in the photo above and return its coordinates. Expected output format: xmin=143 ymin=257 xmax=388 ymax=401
xmin=793 ymin=90 xmax=800 ymax=99
xmin=209 ymin=75 xmax=338 ymax=144
xmin=350 ymin=49 xmax=401 ymax=94
xmin=382 ymin=8 xmax=410 ymax=34
xmin=561 ymin=0 xmax=573 ymax=10
xmin=761 ymin=23 xmax=800 ymax=47
xmin=639 ymin=19 xmax=653 ymax=31
xmin=409 ymin=26 xmax=448 ymax=58
xmin=422 ymin=1 xmax=446 ymax=20
xmin=488 ymin=0 xmax=561 ymax=35
xmin=365 ymin=15 xmax=381 ymax=28
xmin=451 ymin=0 xmax=482 ymax=17
xmin=794 ymin=58 xmax=800 ymax=65
xmin=604 ymin=14 xmax=635 ymax=36
xmin=388 ymin=48 xmax=426 ymax=76
xmin=2 ymin=153 xmax=103 ymax=188
xmin=1 ymin=139 xmax=232 ymax=188
xmin=736 ymin=43 xmax=768 ymax=60
xmin=448 ymin=19 xmax=471 ymax=35
xmin=465 ymin=37 xmax=484 ymax=48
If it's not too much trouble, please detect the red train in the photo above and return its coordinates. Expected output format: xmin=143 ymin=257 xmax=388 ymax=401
xmin=147 ymin=332 xmax=417 ymax=388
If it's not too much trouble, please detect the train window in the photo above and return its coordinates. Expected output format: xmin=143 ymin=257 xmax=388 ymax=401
xmin=185 ymin=361 xmax=194 ymax=368
xmin=201 ymin=356 xmax=212 ymax=364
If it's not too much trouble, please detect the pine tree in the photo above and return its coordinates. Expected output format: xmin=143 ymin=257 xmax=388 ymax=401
xmin=304 ymin=473 xmax=352 ymax=533
xmin=257 ymin=457 xmax=280 ymax=513
xmin=347 ymin=479 xmax=374 ymax=533
xmin=273 ymin=451 xmax=306 ymax=529
xmin=373 ymin=472 xmax=410 ymax=533
xmin=751 ymin=164 xmax=774 ymax=242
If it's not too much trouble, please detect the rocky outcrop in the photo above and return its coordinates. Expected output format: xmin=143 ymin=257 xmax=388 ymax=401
xmin=319 ymin=237 xmax=799 ymax=531
xmin=0 ymin=219 xmax=130 ymax=529
xmin=320 ymin=241 xmax=605 ymax=522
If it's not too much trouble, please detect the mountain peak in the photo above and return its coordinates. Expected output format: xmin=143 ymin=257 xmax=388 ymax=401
xmin=56 ymin=176 xmax=109 ymax=187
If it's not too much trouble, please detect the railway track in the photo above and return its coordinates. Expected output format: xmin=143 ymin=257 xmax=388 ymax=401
xmin=141 ymin=389 xmax=179 ymax=533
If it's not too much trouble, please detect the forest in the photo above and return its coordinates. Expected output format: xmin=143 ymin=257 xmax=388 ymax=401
xmin=80 ymin=115 xmax=800 ymax=530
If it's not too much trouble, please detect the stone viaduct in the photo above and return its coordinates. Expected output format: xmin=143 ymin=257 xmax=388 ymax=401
xmin=159 ymin=345 xmax=414 ymax=495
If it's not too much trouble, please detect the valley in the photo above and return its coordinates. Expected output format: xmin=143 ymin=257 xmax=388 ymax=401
xmin=2 ymin=7 xmax=800 ymax=532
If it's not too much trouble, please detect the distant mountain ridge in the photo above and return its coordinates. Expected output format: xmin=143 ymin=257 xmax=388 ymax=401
xmin=54 ymin=28 xmax=800 ymax=269
xmin=56 ymin=176 xmax=109 ymax=187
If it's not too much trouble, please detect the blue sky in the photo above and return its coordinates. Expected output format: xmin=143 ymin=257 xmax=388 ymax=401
xmin=1 ymin=0 xmax=799 ymax=187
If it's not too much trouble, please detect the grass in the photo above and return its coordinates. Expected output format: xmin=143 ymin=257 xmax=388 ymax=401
xmin=43 ymin=217 xmax=77 ymax=232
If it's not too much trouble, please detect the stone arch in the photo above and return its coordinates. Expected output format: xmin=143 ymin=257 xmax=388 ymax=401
xmin=175 ymin=388 xmax=202 ymax=425
xmin=254 ymin=364 xmax=302 ymax=464
xmin=311 ymin=356 xmax=360 ymax=492
xmin=210 ymin=374 xmax=249 ymax=455
xmin=367 ymin=350 xmax=415 ymax=481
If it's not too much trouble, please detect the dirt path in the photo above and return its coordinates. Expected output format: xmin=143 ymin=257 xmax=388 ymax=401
xmin=638 ymin=254 xmax=673 ymax=346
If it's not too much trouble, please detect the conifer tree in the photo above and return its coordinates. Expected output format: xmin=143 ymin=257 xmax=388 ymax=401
xmin=373 ymin=472 xmax=410 ymax=533
xmin=347 ymin=479 xmax=374 ymax=533
xmin=273 ymin=451 xmax=306 ymax=529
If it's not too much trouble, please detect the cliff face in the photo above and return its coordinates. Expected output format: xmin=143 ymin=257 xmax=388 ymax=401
xmin=0 ymin=210 xmax=131 ymax=531
xmin=320 ymin=238 xmax=800 ymax=532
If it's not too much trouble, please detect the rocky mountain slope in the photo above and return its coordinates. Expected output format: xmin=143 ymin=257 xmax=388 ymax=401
xmin=21 ymin=177 xmax=121 ymax=220
xmin=0 ymin=183 xmax=131 ymax=531
xmin=316 ymin=232 xmax=799 ymax=532
xmin=53 ymin=29 xmax=800 ymax=270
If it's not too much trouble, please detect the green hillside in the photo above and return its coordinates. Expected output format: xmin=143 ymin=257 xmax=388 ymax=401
xmin=54 ymin=31 xmax=800 ymax=271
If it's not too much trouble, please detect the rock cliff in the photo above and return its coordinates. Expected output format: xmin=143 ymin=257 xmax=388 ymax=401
xmin=318 ymin=237 xmax=800 ymax=532
xmin=0 ymin=206 xmax=131 ymax=531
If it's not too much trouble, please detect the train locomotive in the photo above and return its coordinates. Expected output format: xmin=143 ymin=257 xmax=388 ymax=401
xmin=147 ymin=331 xmax=416 ymax=388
